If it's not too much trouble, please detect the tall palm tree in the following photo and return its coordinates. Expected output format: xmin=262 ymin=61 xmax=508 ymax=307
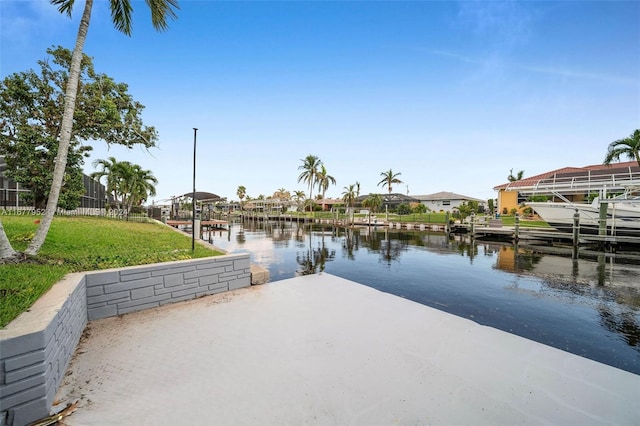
xmin=237 ymin=185 xmax=246 ymax=212
xmin=317 ymin=164 xmax=336 ymax=210
xmin=342 ymin=184 xmax=356 ymax=209
xmin=378 ymin=169 xmax=403 ymax=194
xmin=604 ymin=129 xmax=640 ymax=166
xmin=24 ymin=0 xmax=179 ymax=256
xmin=297 ymin=154 xmax=322 ymax=212
xmin=341 ymin=184 xmax=356 ymax=226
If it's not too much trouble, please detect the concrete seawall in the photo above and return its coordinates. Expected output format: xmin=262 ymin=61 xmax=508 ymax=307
xmin=0 ymin=254 xmax=252 ymax=426
xmin=56 ymin=274 xmax=640 ymax=425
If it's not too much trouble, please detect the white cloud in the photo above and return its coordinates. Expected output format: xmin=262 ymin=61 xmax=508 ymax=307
xmin=427 ymin=49 xmax=639 ymax=88
xmin=456 ymin=0 xmax=534 ymax=49
xmin=1 ymin=1 xmax=74 ymax=49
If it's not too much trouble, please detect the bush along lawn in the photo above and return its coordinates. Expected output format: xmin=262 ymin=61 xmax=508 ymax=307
xmin=0 ymin=215 xmax=223 ymax=327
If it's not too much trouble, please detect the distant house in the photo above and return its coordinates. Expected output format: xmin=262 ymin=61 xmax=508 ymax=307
xmin=316 ymin=198 xmax=345 ymax=211
xmin=492 ymin=161 xmax=640 ymax=214
xmin=413 ymin=191 xmax=486 ymax=213
xmin=354 ymin=193 xmax=420 ymax=211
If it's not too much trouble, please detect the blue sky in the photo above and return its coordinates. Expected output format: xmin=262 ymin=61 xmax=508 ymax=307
xmin=2 ymin=1 xmax=639 ymax=204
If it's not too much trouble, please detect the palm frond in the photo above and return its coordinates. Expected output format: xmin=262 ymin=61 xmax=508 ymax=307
xmin=51 ymin=0 xmax=75 ymax=18
xmin=109 ymin=0 xmax=134 ymax=35
xmin=145 ymin=0 xmax=179 ymax=32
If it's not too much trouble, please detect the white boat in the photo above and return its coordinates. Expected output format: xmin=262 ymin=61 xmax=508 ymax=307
xmin=527 ymin=195 xmax=640 ymax=237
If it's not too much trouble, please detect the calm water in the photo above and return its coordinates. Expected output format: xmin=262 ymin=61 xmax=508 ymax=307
xmin=206 ymin=220 xmax=640 ymax=375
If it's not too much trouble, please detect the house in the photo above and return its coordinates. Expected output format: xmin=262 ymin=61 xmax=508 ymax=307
xmin=413 ymin=191 xmax=486 ymax=213
xmin=354 ymin=193 xmax=420 ymax=211
xmin=493 ymin=161 xmax=640 ymax=215
xmin=0 ymin=155 xmax=107 ymax=210
xmin=315 ymin=198 xmax=345 ymax=211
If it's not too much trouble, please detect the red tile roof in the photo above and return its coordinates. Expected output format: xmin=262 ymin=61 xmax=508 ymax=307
xmin=493 ymin=161 xmax=639 ymax=190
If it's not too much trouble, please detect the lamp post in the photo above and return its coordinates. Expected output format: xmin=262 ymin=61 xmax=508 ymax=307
xmin=192 ymin=128 xmax=198 ymax=252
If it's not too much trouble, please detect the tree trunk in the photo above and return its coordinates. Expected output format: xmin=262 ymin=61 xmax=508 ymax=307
xmin=26 ymin=0 xmax=93 ymax=256
xmin=0 ymin=218 xmax=18 ymax=260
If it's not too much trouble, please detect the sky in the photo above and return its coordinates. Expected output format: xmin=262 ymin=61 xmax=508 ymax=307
xmin=1 ymin=0 xmax=639 ymax=204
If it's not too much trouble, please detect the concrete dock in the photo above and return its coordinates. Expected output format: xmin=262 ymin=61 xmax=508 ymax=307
xmin=55 ymin=274 xmax=639 ymax=425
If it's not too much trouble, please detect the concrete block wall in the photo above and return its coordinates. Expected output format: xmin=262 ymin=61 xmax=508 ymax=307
xmin=0 ymin=274 xmax=87 ymax=426
xmin=86 ymin=254 xmax=251 ymax=320
xmin=1 ymin=253 xmax=251 ymax=426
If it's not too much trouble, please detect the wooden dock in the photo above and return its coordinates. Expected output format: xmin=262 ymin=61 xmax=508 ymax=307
xmin=165 ymin=219 xmax=228 ymax=230
xmin=470 ymin=225 xmax=640 ymax=247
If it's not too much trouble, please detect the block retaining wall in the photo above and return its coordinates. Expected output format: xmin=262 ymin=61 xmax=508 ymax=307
xmin=0 ymin=254 xmax=251 ymax=426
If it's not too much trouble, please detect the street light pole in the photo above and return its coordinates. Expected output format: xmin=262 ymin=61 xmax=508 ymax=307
xmin=192 ymin=128 xmax=198 ymax=252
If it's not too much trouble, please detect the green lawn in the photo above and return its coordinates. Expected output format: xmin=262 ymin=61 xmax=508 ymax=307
xmin=1 ymin=215 xmax=223 ymax=327
xmin=499 ymin=216 xmax=551 ymax=228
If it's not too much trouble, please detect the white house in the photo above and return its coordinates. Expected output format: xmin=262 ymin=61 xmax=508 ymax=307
xmin=413 ymin=191 xmax=486 ymax=213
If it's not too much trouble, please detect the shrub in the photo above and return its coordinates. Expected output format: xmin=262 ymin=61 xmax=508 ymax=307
xmin=397 ymin=203 xmax=411 ymax=215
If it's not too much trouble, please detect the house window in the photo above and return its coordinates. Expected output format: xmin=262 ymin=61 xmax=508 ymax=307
xmin=517 ymin=193 xmax=527 ymax=204
xmin=442 ymin=200 xmax=450 ymax=206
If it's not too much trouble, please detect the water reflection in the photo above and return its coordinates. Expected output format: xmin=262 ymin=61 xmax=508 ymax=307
xmin=206 ymin=221 xmax=640 ymax=374
xmin=599 ymin=305 xmax=640 ymax=347
xmin=296 ymin=228 xmax=336 ymax=275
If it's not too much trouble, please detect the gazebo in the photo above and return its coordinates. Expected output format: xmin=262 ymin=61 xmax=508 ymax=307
xmin=176 ymin=191 xmax=224 ymax=219
xmin=179 ymin=191 xmax=223 ymax=203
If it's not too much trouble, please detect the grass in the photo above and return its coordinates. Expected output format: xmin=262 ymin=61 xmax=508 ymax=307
xmin=500 ymin=216 xmax=551 ymax=228
xmin=1 ymin=215 xmax=223 ymax=327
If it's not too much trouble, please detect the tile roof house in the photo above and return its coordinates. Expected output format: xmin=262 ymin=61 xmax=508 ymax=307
xmin=493 ymin=161 xmax=640 ymax=214
xmin=316 ymin=198 xmax=345 ymax=211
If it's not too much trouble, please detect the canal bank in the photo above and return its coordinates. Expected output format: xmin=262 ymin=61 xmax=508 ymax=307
xmin=55 ymin=274 xmax=638 ymax=425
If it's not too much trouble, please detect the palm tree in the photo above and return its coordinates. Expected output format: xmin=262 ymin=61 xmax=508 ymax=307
xmin=237 ymin=185 xmax=246 ymax=212
xmin=93 ymin=159 xmax=157 ymax=217
xmin=23 ymin=0 xmax=179 ymax=257
xmin=342 ymin=184 xmax=356 ymax=209
xmin=125 ymin=164 xmax=157 ymax=214
xmin=363 ymin=193 xmax=383 ymax=213
xmin=604 ymin=129 xmax=640 ymax=166
xmin=355 ymin=181 xmax=361 ymax=198
xmin=273 ymin=188 xmax=290 ymax=200
xmin=317 ymin=164 xmax=336 ymax=210
xmin=91 ymin=156 xmax=121 ymax=207
xmin=378 ymin=169 xmax=403 ymax=194
xmin=507 ymin=169 xmax=525 ymax=182
xmin=342 ymin=184 xmax=356 ymax=226
xmin=293 ymin=190 xmax=306 ymax=211
xmin=0 ymin=221 xmax=17 ymax=260
xmin=297 ymin=155 xmax=322 ymax=212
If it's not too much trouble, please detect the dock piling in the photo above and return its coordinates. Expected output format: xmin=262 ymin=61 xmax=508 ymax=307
xmin=572 ymin=210 xmax=580 ymax=259
xmin=598 ymin=202 xmax=608 ymax=237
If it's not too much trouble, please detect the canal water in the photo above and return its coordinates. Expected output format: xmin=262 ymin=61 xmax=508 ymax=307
xmin=206 ymin=220 xmax=640 ymax=375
